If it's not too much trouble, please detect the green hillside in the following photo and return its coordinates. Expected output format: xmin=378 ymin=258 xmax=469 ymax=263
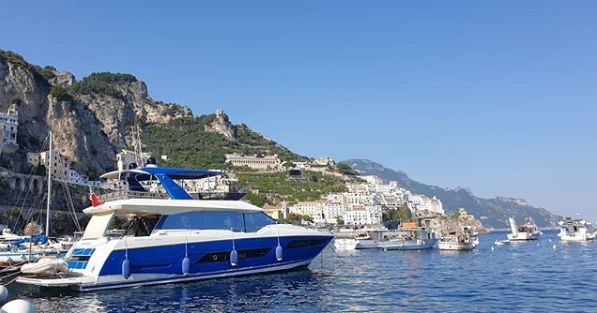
xmin=142 ymin=114 xmax=308 ymax=169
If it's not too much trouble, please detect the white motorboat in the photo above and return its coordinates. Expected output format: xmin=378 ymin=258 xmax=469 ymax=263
xmin=377 ymin=227 xmax=437 ymax=250
xmin=507 ymin=217 xmax=540 ymax=241
xmin=20 ymin=256 xmax=68 ymax=276
xmin=334 ymin=238 xmax=357 ymax=251
xmin=494 ymin=239 xmax=510 ymax=246
xmin=354 ymin=228 xmax=387 ymax=249
xmin=438 ymin=227 xmax=477 ymax=251
xmin=17 ymin=165 xmax=333 ymax=291
xmin=558 ymin=217 xmax=596 ymax=241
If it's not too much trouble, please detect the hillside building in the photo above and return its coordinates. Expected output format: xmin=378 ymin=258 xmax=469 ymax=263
xmin=225 ymin=153 xmax=281 ymax=171
xmin=0 ymin=105 xmax=18 ymax=150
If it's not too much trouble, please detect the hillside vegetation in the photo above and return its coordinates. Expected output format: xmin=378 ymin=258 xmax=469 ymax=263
xmin=238 ymin=171 xmax=348 ymax=206
xmin=142 ymin=114 xmax=307 ymax=169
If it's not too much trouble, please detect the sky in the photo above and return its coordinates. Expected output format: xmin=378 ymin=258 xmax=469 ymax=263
xmin=1 ymin=1 xmax=596 ymax=220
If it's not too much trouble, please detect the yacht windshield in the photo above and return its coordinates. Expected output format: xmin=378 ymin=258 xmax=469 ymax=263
xmin=154 ymin=211 xmax=275 ymax=232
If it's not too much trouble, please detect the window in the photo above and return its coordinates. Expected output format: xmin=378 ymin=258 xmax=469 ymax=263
xmin=156 ymin=211 xmax=245 ymax=231
xmin=244 ymin=212 xmax=276 ymax=232
xmin=155 ymin=211 xmax=275 ymax=232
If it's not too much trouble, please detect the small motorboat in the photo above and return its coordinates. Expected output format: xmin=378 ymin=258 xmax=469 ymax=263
xmin=558 ymin=217 xmax=596 ymax=241
xmin=494 ymin=239 xmax=510 ymax=246
xmin=21 ymin=257 xmax=69 ymax=276
xmin=438 ymin=227 xmax=478 ymax=251
xmin=507 ymin=217 xmax=541 ymax=241
xmin=334 ymin=238 xmax=357 ymax=251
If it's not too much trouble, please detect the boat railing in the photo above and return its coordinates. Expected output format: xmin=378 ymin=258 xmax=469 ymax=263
xmin=99 ymin=190 xmax=246 ymax=201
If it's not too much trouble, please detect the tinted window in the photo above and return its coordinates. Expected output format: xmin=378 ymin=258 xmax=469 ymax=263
xmin=157 ymin=211 xmax=245 ymax=231
xmin=244 ymin=212 xmax=275 ymax=232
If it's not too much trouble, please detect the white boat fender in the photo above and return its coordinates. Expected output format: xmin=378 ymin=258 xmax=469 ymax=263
xmin=0 ymin=299 xmax=36 ymax=313
xmin=122 ymin=238 xmax=130 ymax=279
xmin=0 ymin=285 xmax=8 ymax=304
xmin=275 ymin=236 xmax=283 ymax=262
xmin=122 ymin=259 xmax=130 ymax=279
xmin=182 ymin=236 xmax=190 ymax=276
xmin=230 ymin=240 xmax=238 ymax=267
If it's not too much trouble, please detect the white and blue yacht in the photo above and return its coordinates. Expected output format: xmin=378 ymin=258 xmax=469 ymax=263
xmin=17 ymin=166 xmax=333 ymax=291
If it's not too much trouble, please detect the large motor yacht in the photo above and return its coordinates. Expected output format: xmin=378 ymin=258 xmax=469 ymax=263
xmin=17 ymin=166 xmax=333 ymax=291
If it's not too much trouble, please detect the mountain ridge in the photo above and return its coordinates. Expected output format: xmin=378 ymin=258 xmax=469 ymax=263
xmin=343 ymin=158 xmax=560 ymax=228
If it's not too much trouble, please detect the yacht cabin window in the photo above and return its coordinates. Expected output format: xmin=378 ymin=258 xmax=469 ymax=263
xmin=155 ymin=211 xmax=275 ymax=232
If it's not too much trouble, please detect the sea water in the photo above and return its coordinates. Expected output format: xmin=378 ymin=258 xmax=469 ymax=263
xmin=7 ymin=229 xmax=597 ymax=312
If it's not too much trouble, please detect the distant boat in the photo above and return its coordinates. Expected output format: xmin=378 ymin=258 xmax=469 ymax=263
xmin=354 ymin=228 xmax=387 ymax=249
xmin=558 ymin=217 xmax=596 ymax=241
xmin=507 ymin=217 xmax=541 ymax=241
xmin=377 ymin=227 xmax=437 ymax=250
xmin=438 ymin=227 xmax=478 ymax=251
xmin=334 ymin=238 xmax=357 ymax=251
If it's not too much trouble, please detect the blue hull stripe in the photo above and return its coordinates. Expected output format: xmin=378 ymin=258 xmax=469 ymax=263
xmin=97 ymin=235 xmax=331 ymax=277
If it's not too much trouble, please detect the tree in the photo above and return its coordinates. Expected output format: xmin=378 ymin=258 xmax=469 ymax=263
xmin=336 ymin=217 xmax=345 ymax=226
xmin=282 ymin=161 xmax=296 ymax=169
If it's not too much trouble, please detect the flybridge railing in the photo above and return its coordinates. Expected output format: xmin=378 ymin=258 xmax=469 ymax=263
xmin=98 ymin=191 xmax=245 ymax=202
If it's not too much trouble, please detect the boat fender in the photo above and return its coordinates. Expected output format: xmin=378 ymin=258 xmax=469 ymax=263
xmin=122 ymin=258 xmax=130 ymax=279
xmin=230 ymin=240 xmax=239 ymax=267
xmin=182 ymin=256 xmax=190 ymax=276
xmin=0 ymin=299 xmax=36 ymax=313
xmin=275 ymin=243 xmax=283 ymax=262
xmin=230 ymin=249 xmax=238 ymax=267
xmin=0 ymin=285 xmax=8 ymax=304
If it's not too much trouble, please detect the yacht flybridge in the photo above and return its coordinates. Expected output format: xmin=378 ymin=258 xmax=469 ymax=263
xmin=17 ymin=166 xmax=333 ymax=291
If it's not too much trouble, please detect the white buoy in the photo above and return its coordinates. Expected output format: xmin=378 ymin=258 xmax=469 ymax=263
xmin=0 ymin=285 xmax=8 ymax=304
xmin=491 ymin=246 xmax=495 ymax=251
xmin=1 ymin=299 xmax=36 ymax=313
xmin=548 ymin=238 xmax=552 ymax=242
xmin=552 ymin=244 xmax=557 ymax=250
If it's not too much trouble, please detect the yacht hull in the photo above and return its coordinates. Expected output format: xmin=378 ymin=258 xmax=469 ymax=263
xmin=18 ymin=234 xmax=332 ymax=291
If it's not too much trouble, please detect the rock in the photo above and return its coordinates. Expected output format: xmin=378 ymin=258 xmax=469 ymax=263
xmin=204 ymin=109 xmax=236 ymax=140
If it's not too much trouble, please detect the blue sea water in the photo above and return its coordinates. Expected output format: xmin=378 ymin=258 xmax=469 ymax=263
xmin=7 ymin=230 xmax=597 ymax=312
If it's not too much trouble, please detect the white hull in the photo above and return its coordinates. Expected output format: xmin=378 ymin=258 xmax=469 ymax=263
xmin=355 ymin=239 xmax=379 ymax=249
xmin=438 ymin=241 xmax=475 ymax=251
xmin=507 ymin=232 xmax=540 ymax=241
xmin=377 ymin=238 xmax=436 ymax=250
xmin=18 ymin=259 xmax=312 ymax=291
xmin=334 ymin=238 xmax=357 ymax=251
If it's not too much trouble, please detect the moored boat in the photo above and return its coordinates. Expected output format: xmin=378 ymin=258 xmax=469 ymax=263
xmin=507 ymin=217 xmax=540 ymax=241
xmin=438 ymin=227 xmax=478 ymax=251
xmin=376 ymin=225 xmax=437 ymax=251
xmin=558 ymin=217 xmax=596 ymax=241
xmin=16 ymin=165 xmax=333 ymax=291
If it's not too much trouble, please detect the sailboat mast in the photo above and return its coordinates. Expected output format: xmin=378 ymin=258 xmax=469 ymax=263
xmin=46 ymin=131 xmax=52 ymax=237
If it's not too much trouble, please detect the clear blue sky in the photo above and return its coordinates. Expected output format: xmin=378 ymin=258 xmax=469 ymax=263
xmin=2 ymin=1 xmax=596 ymax=220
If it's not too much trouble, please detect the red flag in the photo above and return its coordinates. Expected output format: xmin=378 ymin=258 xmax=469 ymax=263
xmin=89 ymin=190 xmax=104 ymax=207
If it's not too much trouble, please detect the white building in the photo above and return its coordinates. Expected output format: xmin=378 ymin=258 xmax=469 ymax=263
xmin=0 ymin=105 xmax=18 ymax=148
xmin=27 ymin=149 xmax=71 ymax=181
xmin=342 ymin=205 xmax=383 ymax=226
xmin=225 ymin=153 xmax=281 ymax=171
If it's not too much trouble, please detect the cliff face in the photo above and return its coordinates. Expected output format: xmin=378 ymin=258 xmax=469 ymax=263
xmin=0 ymin=50 xmax=192 ymax=175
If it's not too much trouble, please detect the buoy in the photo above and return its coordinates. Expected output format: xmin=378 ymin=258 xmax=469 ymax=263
xmin=275 ymin=237 xmax=283 ymax=262
xmin=1 ymin=299 xmax=36 ymax=313
xmin=491 ymin=246 xmax=495 ymax=251
xmin=181 ymin=256 xmax=190 ymax=276
xmin=230 ymin=240 xmax=238 ymax=267
xmin=122 ymin=258 xmax=130 ymax=279
xmin=549 ymin=238 xmax=552 ymax=242
xmin=0 ymin=285 xmax=8 ymax=304
xmin=552 ymin=244 xmax=557 ymax=250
